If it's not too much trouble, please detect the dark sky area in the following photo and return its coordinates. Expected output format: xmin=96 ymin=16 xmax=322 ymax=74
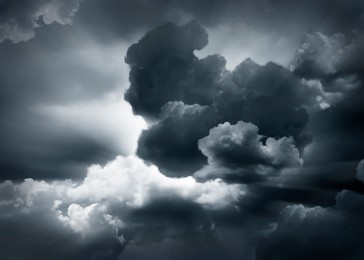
xmin=1 ymin=0 xmax=364 ymax=259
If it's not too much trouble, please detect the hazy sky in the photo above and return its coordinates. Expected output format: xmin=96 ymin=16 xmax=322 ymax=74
xmin=1 ymin=0 xmax=364 ymax=259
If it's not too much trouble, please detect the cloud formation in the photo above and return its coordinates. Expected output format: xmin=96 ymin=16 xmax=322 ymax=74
xmin=125 ymin=22 xmax=328 ymax=177
xmin=1 ymin=0 xmax=364 ymax=259
xmin=199 ymin=121 xmax=302 ymax=169
xmin=0 ymin=0 xmax=82 ymax=43
xmin=0 ymin=155 xmax=244 ymax=259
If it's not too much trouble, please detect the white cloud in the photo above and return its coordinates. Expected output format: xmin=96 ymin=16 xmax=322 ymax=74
xmin=0 ymin=155 xmax=245 ymax=243
xmin=67 ymin=155 xmax=245 ymax=209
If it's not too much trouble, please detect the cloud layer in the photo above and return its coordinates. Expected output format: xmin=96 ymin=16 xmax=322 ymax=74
xmin=1 ymin=0 xmax=364 ymax=259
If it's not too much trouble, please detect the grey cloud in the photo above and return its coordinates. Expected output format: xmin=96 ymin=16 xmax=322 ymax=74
xmin=290 ymin=32 xmax=348 ymax=78
xmin=198 ymin=121 xmax=301 ymax=169
xmin=194 ymin=121 xmax=302 ymax=184
xmin=304 ymin=83 xmax=364 ymax=165
xmin=258 ymin=205 xmax=362 ymax=257
xmin=2 ymin=0 xmax=364 ymax=259
xmin=256 ymin=204 xmax=362 ymax=260
xmin=128 ymin=22 xmax=319 ymax=177
xmin=255 ymin=160 xmax=364 ymax=260
xmin=124 ymin=21 xmax=211 ymax=119
xmin=290 ymin=31 xmax=364 ymax=96
xmin=0 ymin=0 xmax=82 ymax=43
xmin=357 ymin=159 xmax=364 ymax=182
xmin=0 ymin=180 xmax=125 ymax=260
xmin=137 ymin=101 xmax=218 ymax=176
xmin=336 ymin=189 xmax=364 ymax=214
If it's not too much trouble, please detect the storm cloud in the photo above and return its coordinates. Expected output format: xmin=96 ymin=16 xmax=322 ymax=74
xmin=126 ymin=22 xmax=317 ymax=177
xmin=1 ymin=0 xmax=364 ymax=259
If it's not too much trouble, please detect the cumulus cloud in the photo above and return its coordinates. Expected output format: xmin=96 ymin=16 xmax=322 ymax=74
xmin=255 ymin=159 xmax=364 ymax=260
xmin=290 ymin=32 xmax=348 ymax=77
xmin=199 ymin=121 xmax=302 ymax=168
xmin=256 ymin=200 xmax=364 ymax=260
xmin=126 ymin=21 xmax=325 ymax=177
xmin=0 ymin=0 xmax=83 ymax=43
xmin=124 ymin=21 xmax=215 ymax=119
xmin=2 ymin=1 xmax=364 ymax=258
xmin=67 ymin=155 xmax=244 ymax=209
xmin=137 ymin=101 xmax=219 ymax=176
xmin=194 ymin=121 xmax=302 ymax=183
xmin=0 ymin=155 xmax=245 ymax=258
xmin=290 ymin=31 xmax=363 ymax=97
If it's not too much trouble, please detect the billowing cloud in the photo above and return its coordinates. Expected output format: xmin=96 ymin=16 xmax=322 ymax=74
xmin=1 ymin=0 xmax=364 ymax=259
xmin=137 ymin=101 xmax=219 ymax=176
xmin=194 ymin=121 xmax=302 ymax=184
xmin=0 ymin=0 xmax=82 ymax=43
xmin=256 ymin=188 xmax=364 ymax=260
xmin=124 ymin=21 xmax=212 ymax=119
xmin=126 ymin=22 xmax=322 ymax=177
xmin=199 ymin=121 xmax=302 ymax=168
xmin=0 ymin=155 xmax=244 ymax=259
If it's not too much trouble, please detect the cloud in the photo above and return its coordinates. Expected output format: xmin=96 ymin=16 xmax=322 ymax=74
xmin=290 ymin=31 xmax=363 ymax=96
xmin=194 ymin=121 xmax=302 ymax=184
xmin=1 ymin=1 xmax=364 ymax=258
xmin=0 ymin=0 xmax=82 ymax=43
xmin=357 ymin=159 xmax=364 ymax=182
xmin=124 ymin=21 xmax=211 ymax=118
xmin=199 ymin=121 xmax=302 ymax=168
xmin=0 ymin=178 xmax=125 ymax=259
xmin=67 ymin=155 xmax=244 ymax=209
xmin=256 ymin=200 xmax=364 ymax=260
xmin=196 ymin=20 xmax=300 ymax=70
xmin=290 ymin=32 xmax=348 ymax=77
xmin=137 ymin=101 xmax=219 ymax=176
xmin=255 ymin=160 xmax=364 ymax=260
xmin=303 ymin=82 xmax=364 ymax=165
xmin=126 ymin=22 xmax=322 ymax=177
xmin=0 ymin=155 xmax=244 ymax=259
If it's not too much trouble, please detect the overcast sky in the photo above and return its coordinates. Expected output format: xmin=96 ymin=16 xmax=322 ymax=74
xmin=1 ymin=0 xmax=364 ymax=259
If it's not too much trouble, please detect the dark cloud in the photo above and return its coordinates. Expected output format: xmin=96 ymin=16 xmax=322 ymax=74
xmin=304 ymin=82 xmax=364 ymax=165
xmin=124 ymin=21 xmax=211 ymax=118
xmin=1 ymin=0 xmax=364 ymax=259
xmin=128 ymin=22 xmax=316 ymax=177
xmin=137 ymin=102 xmax=218 ymax=176
xmin=255 ymin=160 xmax=364 ymax=260
xmin=291 ymin=31 xmax=364 ymax=82
xmin=357 ymin=159 xmax=364 ymax=182
xmin=256 ymin=188 xmax=364 ymax=260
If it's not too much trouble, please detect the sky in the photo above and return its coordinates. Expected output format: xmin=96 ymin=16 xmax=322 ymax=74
xmin=1 ymin=0 xmax=364 ymax=259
